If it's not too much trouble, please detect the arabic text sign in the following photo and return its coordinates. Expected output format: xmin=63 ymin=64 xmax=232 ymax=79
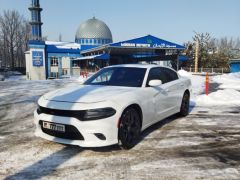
xmin=32 ymin=51 xmax=43 ymax=66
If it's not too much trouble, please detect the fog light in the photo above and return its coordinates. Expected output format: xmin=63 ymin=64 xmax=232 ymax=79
xmin=94 ymin=133 xmax=106 ymax=140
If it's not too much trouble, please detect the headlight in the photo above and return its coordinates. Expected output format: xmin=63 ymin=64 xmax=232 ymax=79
xmin=35 ymin=105 xmax=116 ymax=121
xmin=82 ymin=107 xmax=116 ymax=121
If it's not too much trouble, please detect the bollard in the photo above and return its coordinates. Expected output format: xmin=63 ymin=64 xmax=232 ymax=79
xmin=205 ymin=72 xmax=209 ymax=95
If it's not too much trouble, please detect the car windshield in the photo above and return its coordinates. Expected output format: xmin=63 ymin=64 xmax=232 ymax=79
xmin=84 ymin=67 xmax=146 ymax=87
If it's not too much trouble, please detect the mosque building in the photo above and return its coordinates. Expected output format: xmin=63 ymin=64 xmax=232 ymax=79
xmin=25 ymin=0 xmax=185 ymax=80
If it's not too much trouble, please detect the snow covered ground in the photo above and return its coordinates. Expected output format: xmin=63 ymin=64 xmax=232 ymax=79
xmin=178 ymin=70 xmax=240 ymax=106
xmin=0 ymin=71 xmax=240 ymax=179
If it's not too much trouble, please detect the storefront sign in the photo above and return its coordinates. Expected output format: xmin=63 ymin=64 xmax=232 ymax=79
xmin=153 ymin=43 xmax=177 ymax=48
xmin=32 ymin=51 xmax=43 ymax=66
xmin=121 ymin=43 xmax=151 ymax=47
xmin=120 ymin=43 xmax=176 ymax=48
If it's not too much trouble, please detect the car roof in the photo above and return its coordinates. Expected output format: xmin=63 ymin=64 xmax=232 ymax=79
xmin=106 ymin=63 xmax=173 ymax=70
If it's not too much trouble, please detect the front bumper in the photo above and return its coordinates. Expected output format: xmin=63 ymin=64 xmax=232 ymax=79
xmin=34 ymin=110 xmax=119 ymax=147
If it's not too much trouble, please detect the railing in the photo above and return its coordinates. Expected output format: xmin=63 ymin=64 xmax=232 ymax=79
xmin=180 ymin=67 xmax=230 ymax=74
xmin=48 ymin=67 xmax=99 ymax=79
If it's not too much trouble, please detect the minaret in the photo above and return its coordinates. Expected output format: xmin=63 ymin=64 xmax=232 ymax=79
xmin=28 ymin=0 xmax=43 ymax=40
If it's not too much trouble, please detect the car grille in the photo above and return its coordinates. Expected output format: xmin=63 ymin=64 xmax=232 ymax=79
xmin=39 ymin=120 xmax=84 ymax=140
xmin=37 ymin=106 xmax=85 ymax=120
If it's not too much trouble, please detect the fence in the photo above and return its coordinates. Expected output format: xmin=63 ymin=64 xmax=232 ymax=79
xmin=48 ymin=67 xmax=99 ymax=79
xmin=181 ymin=67 xmax=230 ymax=74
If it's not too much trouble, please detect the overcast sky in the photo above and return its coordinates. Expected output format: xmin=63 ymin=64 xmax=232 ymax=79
xmin=0 ymin=0 xmax=239 ymax=44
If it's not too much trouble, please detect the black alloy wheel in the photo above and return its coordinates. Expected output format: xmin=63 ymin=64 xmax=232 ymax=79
xmin=118 ymin=108 xmax=141 ymax=149
xmin=179 ymin=92 xmax=190 ymax=116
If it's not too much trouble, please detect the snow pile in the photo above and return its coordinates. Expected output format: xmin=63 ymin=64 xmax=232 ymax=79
xmin=178 ymin=70 xmax=240 ymax=106
xmin=56 ymin=44 xmax=80 ymax=49
xmin=178 ymin=70 xmax=205 ymax=101
xmin=195 ymin=72 xmax=240 ymax=106
xmin=5 ymin=75 xmax=26 ymax=81
xmin=195 ymin=89 xmax=240 ymax=106
xmin=45 ymin=41 xmax=81 ymax=49
xmin=212 ymin=72 xmax=240 ymax=90
xmin=178 ymin=69 xmax=191 ymax=77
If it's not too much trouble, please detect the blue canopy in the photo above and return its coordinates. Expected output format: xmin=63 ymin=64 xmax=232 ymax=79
xmin=110 ymin=35 xmax=185 ymax=49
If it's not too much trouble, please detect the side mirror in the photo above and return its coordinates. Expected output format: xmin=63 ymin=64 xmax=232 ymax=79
xmin=149 ymin=79 xmax=162 ymax=87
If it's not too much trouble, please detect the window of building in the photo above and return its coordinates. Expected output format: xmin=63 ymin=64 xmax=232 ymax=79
xmin=50 ymin=72 xmax=58 ymax=78
xmin=32 ymin=12 xmax=37 ymax=21
xmin=62 ymin=69 xmax=68 ymax=75
xmin=72 ymin=61 xmax=80 ymax=67
xmin=50 ymin=57 xmax=58 ymax=66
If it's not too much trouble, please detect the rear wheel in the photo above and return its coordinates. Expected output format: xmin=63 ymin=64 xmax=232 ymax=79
xmin=118 ymin=108 xmax=141 ymax=149
xmin=179 ymin=92 xmax=190 ymax=116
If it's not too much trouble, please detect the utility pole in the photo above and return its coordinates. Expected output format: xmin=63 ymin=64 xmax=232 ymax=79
xmin=194 ymin=38 xmax=199 ymax=73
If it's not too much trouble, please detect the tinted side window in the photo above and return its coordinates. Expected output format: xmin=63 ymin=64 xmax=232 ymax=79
xmin=161 ymin=68 xmax=178 ymax=83
xmin=147 ymin=68 xmax=160 ymax=86
xmin=147 ymin=68 xmax=168 ymax=86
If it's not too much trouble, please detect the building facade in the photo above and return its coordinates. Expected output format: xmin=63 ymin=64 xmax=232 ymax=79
xmin=26 ymin=0 xmax=185 ymax=80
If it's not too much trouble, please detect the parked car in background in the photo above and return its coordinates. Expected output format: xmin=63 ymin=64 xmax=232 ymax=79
xmin=34 ymin=64 xmax=191 ymax=149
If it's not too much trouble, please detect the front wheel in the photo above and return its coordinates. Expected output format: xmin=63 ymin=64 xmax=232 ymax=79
xmin=118 ymin=108 xmax=141 ymax=149
xmin=179 ymin=92 xmax=190 ymax=116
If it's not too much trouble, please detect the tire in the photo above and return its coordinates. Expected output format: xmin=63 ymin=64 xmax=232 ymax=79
xmin=118 ymin=107 xmax=141 ymax=149
xmin=179 ymin=92 xmax=190 ymax=116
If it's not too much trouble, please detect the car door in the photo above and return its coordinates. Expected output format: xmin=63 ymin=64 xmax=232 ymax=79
xmin=160 ymin=67 xmax=182 ymax=114
xmin=143 ymin=67 xmax=170 ymax=125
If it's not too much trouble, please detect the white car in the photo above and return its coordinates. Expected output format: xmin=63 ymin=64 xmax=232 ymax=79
xmin=34 ymin=64 xmax=191 ymax=149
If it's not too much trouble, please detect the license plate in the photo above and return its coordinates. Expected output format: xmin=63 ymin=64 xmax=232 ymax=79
xmin=42 ymin=121 xmax=65 ymax=132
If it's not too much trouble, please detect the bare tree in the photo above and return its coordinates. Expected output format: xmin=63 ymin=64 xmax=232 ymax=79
xmin=0 ymin=10 xmax=30 ymax=69
xmin=192 ymin=32 xmax=211 ymax=68
xmin=184 ymin=33 xmax=240 ymax=69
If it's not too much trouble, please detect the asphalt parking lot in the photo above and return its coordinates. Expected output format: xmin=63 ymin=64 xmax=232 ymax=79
xmin=0 ymin=80 xmax=240 ymax=179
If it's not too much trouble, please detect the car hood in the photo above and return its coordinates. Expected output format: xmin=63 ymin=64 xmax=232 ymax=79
xmin=43 ymin=85 xmax=136 ymax=103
